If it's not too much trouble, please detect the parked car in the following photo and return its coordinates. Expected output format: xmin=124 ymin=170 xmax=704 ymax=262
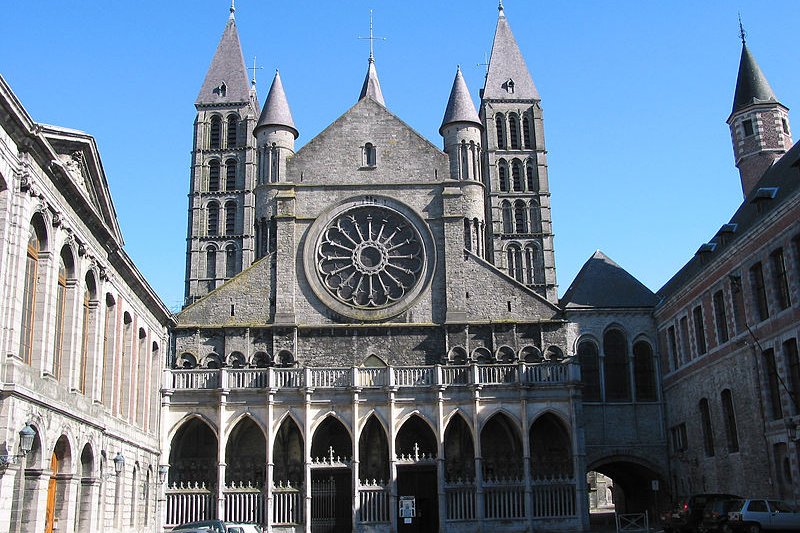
xmin=699 ymin=498 xmax=744 ymax=533
xmin=662 ymin=493 xmax=741 ymax=533
xmin=172 ymin=520 xmax=263 ymax=533
xmin=727 ymin=499 xmax=800 ymax=532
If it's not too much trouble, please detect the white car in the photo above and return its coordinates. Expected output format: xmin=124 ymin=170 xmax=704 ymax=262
xmin=728 ymin=499 xmax=800 ymax=532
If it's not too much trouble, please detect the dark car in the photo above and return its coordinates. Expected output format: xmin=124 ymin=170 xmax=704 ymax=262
xmin=172 ymin=521 xmax=262 ymax=533
xmin=699 ymin=497 xmax=743 ymax=533
xmin=662 ymin=493 xmax=741 ymax=533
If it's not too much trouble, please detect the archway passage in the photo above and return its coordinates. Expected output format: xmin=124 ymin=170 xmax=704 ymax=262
xmin=225 ymin=417 xmax=266 ymax=525
xmin=273 ymin=417 xmax=304 ymax=528
xmin=359 ymin=415 xmax=389 ymax=483
xmin=45 ymin=435 xmax=72 ymax=533
xmin=443 ymin=414 xmax=476 ymax=521
xmin=311 ymin=417 xmax=352 ymax=533
xmin=480 ymin=413 xmax=525 ymax=520
xmin=166 ymin=418 xmax=218 ymax=526
xmin=396 ymin=415 xmax=438 ymax=533
xmin=588 ymin=458 xmax=668 ymax=521
xmin=76 ymin=444 xmax=95 ymax=531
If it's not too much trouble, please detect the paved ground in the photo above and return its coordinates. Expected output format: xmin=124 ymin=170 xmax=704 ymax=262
xmin=589 ymin=510 xmax=665 ymax=532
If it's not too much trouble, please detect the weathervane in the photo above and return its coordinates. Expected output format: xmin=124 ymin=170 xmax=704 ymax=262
xmin=358 ymin=10 xmax=386 ymax=62
xmin=738 ymin=13 xmax=746 ymax=44
xmin=249 ymin=56 xmax=264 ymax=88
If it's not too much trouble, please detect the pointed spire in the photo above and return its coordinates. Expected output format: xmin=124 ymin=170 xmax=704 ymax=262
xmin=359 ymin=59 xmax=385 ymax=106
xmin=483 ymin=5 xmax=539 ymax=100
xmin=197 ymin=5 xmax=251 ymax=104
xmin=255 ymin=70 xmax=298 ymax=139
xmin=357 ymin=11 xmax=386 ymax=106
xmin=731 ymin=40 xmax=779 ymax=115
xmin=440 ymin=67 xmax=482 ymax=134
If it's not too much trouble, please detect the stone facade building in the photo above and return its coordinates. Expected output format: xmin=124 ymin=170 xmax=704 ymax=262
xmin=164 ymin=5 xmax=667 ymax=533
xmin=0 ymin=75 xmax=171 ymax=533
xmin=654 ymin=36 xmax=799 ymax=503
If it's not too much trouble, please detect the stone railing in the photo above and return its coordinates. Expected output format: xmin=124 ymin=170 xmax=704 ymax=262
xmin=166 ymin=362 xmax=578 ymax=391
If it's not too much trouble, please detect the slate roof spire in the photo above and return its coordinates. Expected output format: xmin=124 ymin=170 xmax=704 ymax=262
xmin=255 ymin=70 xmax=298 ymax=139
xmin=561 ymin=251 xmax=658 ymax=309
xmin=196 ymin=3 xmax=251 ymax=105
xmin=358 ymin=11 xmax=386 ymax=106
xmin=483 ymin=3 xmax=539 ymax=101
xmin=440 ymin=66 xmax=482 ymax=135
xmin=731 ymin=40 xmax=779 ymax=115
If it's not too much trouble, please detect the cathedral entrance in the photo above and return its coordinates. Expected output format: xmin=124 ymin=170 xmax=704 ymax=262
xmin=310 ymin=470 xmax=351 ymax=533
xmin=310 ymin=416 xmax=353 ymax=533
xmin=397 ymin=466 xmax=438 ymax=533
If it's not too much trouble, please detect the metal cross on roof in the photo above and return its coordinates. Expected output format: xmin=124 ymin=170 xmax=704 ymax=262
xmin=477 ymin=52 xmax=491 ymax=77
xmin=738 ymin=12 xmax=747 ymax=44
xmin=249 ymin=56 xmax=264 ymax=88
xmin=358 ymin=10 xmax=386 ymax=62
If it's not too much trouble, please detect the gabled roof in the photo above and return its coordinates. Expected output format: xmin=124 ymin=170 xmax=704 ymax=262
xmin=440 ymin=67 xmax=482 ymax=135
xmin=196 ymin=9 xmax=251 ymax=105
xmin=561 ymin=251 xmax=658 ymax=309
xmin=483 ymin=5 xmax=539 ymax=101
xmin=731 ymin=43 xmax=779 ymax=115
xmin=359 ymin=58 xmax=385 ymax=106
xmin=658 ymin=140 xmax=800 ymax=301
xmin=255 ymin=70 xmax=298 ymax=138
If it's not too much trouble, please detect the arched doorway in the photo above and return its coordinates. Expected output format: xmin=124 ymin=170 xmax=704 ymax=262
xmin=481 ymin=413 xmax=524 ymax=520
xmin=443 ymin=413 xmax=475 ymax=521
xmin=76 ymin=443 xmax=96 ymax=531
xmin=530 ymin=413 xmax=576 ymax=518
xmin=396 ymin=415 xmax=438 ymax=533
xmin=45 ymin=435 xmax=72 ymax=533
xmin=357 ymin=415 xmax=390 ymax=525
xmin=166 ymin=418 xmax=218 ymax=526
xmin=225 ymin=417 xmax=266 ymax=524
xmin=273 ymin=417 xmax=304 ymax=528
xmin=310 ymin=416 xmax=352 ymax=533
xmin=588 ymin=457 xmax=668 ymax=519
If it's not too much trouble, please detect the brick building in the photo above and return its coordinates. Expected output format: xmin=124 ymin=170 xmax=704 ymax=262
xmin=654 ymin=33 xmax=799 ymax=502
xmin=0 ymin=76 xmax=171 ymax=532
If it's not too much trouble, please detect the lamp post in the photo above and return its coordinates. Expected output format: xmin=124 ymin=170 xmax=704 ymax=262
xmin=13 ymin=423 xmax=36 ymax=533
xmin=113 ymin=452 xmax=125 ymax=476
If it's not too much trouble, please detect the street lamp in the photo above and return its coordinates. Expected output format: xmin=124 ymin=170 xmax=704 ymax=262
xmin=0 ymin=423 xmax=36 ymax=466
xmin=158 ymin=465 xmax=169 ymax=484
xmin=113 ymin=452 xmax=125 ymax=476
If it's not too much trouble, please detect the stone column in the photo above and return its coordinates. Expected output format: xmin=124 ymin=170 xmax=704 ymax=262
xmin=435 ymin=385 xmax=447 ymax=529
xmin=388 ymin=378 xmax=398 ymax=533
xmin=472 ymin=386 xmax=484 ymax=529
xmin=520 ymin=398 xmax=533 ymax=530
xmin=351 ymin=382 xmax=360 ymax=531
xmin=218 ymin=389 xmax=229 ymax=520
xmin=266 ymin=385 xmax=275 ymax=533
xmin=303 ymin=384 xmax=312 ymax=533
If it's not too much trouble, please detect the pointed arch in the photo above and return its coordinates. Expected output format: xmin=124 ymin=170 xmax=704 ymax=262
xmin=168 ymin=415 xmax=219 ymax=486
xmin=530 ymin=411 xmax=573 ymax=479
xmin=604 ymin=327 xmax=630 ymax=402
xmin=577 ymin=336 xmax=601 ymax=402
xmin=444 ymin=412 xmax=475 ymax=481
xmin=480 ymin=412 xmax=523 ymax=480
xmin=311 ymin=415 xmax=352 ymax=460
xmin=396 ymin=414 xmax=437 ymax=459
xmin=362 ymin=354 xmax=387 ymax=367
xmin=359 ymin=414 xmax=389 ymax=482
xmin=225 ymin=415 xmax=267 ymax=485
xmin=273 ymin=415 xmax=304 ymax=484
xmin=633 ymin=339 xmax=657 ymax=402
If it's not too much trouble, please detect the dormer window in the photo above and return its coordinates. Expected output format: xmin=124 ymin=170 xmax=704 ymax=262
xmin=504 ymin=78 xmax=515 ymax=94
xmin=363 ymin=143 xmax=377 ymax=168
xmin=214 ymin=82 xmax=227 ymax=97
xmin=742 ymin=119 xmax=754 ymax=137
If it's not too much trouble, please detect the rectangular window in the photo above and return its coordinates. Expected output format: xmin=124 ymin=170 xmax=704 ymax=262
xmin=699 ymin=399 xmax=715 ymax=457
xmin=713 ymin=290 xmax=729 ymax=344
xmin=692 ymin=306 xmax=707 ymax=355
xmin=743 ymin=118 xmax=754 ymax=136
xmin=679 ymin=316 xmax=691 ymax=362
xmin=667 ymin=326 xmax=679 ymax=370
xmin=750 ymin=262 xmax=769 ymax=322
xmin=771 ymin=248 xmax=791 ymax=310
xmin=784 ymin=339 xmax=800 ymax=415
xmin=782 ymin=118 xmax=790 ymax=134
xmin=763 ymin=348 xmax=784 ymax=420
xmin=670 ymin=423 xmax=688 ymax=453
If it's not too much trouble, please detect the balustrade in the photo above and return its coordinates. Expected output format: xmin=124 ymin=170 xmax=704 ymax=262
xmin=223 ymin=481 xmax=265 ymax=525
xmin=165 ymin=482 xmax=216 ymax=527
xmin=358 ymin=480 xmax=389 ymax=523
xmin=532 ymin=478 xmax=576 ymax=518
xmin=168 ymin=362 xmax=575 ymax=390
xmin=445 ymin=481 xmax=476 ymax=520
xmin=273 ymin=481 xmax=304 ymax=525
xmin=483 ymin=479 xmax=526 ymax=519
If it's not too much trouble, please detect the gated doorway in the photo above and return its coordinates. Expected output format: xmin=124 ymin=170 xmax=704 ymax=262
xmin=397 ymin=466 xmax=438 ymax=533
xmin=311 ymin=469 xmax=351 ymax=533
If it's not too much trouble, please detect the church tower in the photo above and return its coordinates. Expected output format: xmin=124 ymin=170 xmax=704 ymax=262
xmin=480 ymin=3 xmax=557 ymax=302
xmin=184 ymin=4 xmax=259 ymax=305
xmin=727 ymin=30 xmax=793 ymax=197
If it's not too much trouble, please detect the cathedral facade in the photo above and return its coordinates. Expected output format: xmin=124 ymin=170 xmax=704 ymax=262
xmin=166 ymin=5 xmax=588 ymax=533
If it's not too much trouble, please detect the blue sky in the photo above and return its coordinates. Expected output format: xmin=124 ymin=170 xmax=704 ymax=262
xmin=3 ymin=1 xmax=799 ymax=311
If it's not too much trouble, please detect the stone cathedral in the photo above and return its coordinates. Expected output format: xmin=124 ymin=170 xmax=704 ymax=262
xmin=164 ymin=4 xmax=666 ymax=533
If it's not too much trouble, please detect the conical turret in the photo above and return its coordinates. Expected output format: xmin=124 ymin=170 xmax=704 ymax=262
xmin=441 ymin=67 xmax=482 ymax=181
xmin=255 ymin=70 xmax=298 ymax=139
xmin=255 ymin=71 xmax=297 ymax=185
xmin=727 ymin=34 xmax=792 ymax=197
xmin=196 ymin=4 xmax=251 ymax=105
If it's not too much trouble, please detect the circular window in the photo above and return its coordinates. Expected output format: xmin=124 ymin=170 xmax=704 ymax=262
xmin=304 ymin=198 xmax=434 ymax=320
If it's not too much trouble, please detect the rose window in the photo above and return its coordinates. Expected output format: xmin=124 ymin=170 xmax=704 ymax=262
xmin=316 ymin=206 xmax=424 ymax=309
